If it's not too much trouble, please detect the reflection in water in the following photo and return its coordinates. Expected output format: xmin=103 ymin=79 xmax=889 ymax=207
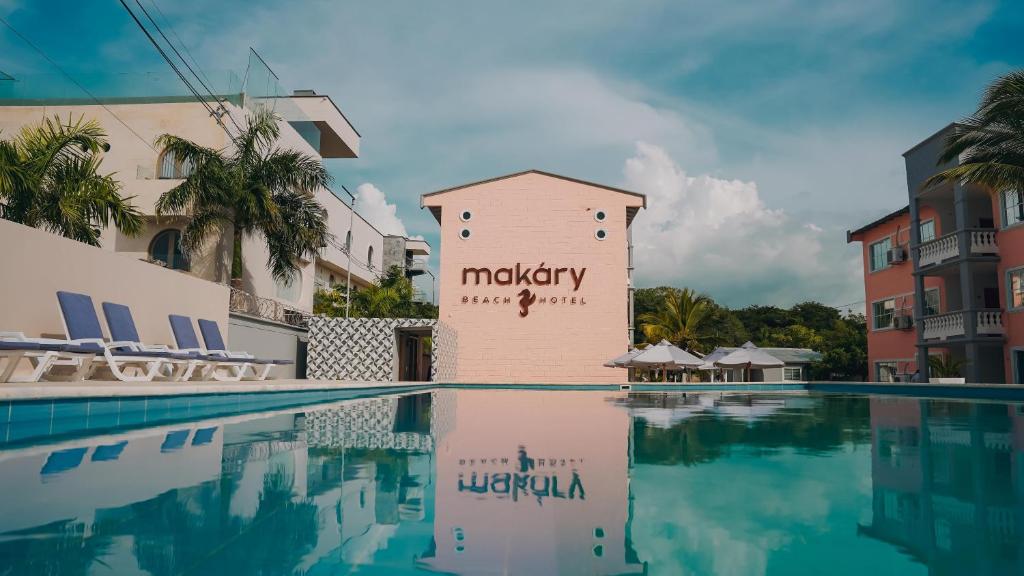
xmin=0 ymin=390 xmax=1021 ymax=575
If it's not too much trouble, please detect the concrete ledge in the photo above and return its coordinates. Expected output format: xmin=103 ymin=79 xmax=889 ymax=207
xmin=0 ymin=379 xmax=431 ymax=401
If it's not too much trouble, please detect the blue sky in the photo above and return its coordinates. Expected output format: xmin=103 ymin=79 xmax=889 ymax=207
xmin=3 ymin=0 xmax=1022 ymax=310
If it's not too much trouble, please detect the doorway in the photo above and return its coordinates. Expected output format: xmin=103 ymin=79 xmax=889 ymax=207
xmin=396 ymin=327 xmax=433 ymax=382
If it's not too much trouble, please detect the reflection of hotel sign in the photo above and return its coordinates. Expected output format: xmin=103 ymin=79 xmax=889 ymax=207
xmin=456 ymin=446 xmax=586 ymax=503
xmin=460 ymin=264 xmax=587 ymax=317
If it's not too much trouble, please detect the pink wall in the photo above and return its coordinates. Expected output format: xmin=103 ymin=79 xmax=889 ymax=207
xmin=992 ymin=194 xmax=1024 ymax=381
xmin=423 ymin=172 xmax=644 ymax=384
xmin=851 ymin=207 xmax=943 ymax=381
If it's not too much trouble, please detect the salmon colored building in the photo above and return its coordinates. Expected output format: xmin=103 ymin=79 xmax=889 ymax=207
xmin=422 ymin=171 xmax=645 ymax=384
xmin=850 ymin=124 xmax=1023 ymax=383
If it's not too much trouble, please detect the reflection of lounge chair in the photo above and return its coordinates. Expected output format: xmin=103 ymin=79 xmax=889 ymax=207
xmin=41 ymin=447 xmax=88 ymax=475
xmin=198 ymin=319 xmax=293 ymax=380
xmin=161 ymin=430 xmax=190 ymax=452
xmin=57 ymin=291 xmax=185 ymax=382
xmin=92 ymin=441 xmax=128 ymax=462
xmin=192 ymin=427 xmax=217 ymax=445
xmin=102 ymin=302 xmax=218 ymax=381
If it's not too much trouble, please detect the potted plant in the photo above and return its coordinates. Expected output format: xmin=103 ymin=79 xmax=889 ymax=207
xmin=928 ymin=355 xmax=967 ymax=384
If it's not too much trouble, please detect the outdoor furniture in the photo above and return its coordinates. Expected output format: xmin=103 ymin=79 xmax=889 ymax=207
xmin=101 ymin=301 xmax=218 ymax=381
xmin=56 ymin=291 xmax=186 ymax=382
xmin=623 ymin=339 xmax=704 ymax=382
xmin=168 ymin=315 xmax=247 ymax=382
xmin=714 ymin=342 xmax=785 ymax=382
xmin=197 ymin=318 xmax=293 ymax=380
xmin=0 ymin=334 xmax=100 ymax=383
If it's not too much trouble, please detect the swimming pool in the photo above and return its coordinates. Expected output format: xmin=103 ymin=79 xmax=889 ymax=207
xmin=0 ymin=388 xmax=1020 ymax=575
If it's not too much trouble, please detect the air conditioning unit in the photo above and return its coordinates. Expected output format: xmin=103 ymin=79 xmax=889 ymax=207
xmin=894 ymin=315 xmax=914 ymax=330
xmin=888 ymin=246 xmax=907 ymax=264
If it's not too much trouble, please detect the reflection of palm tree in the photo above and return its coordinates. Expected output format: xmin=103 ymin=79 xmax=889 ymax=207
xmin=0 ymin=519 xmax=113 ymax=576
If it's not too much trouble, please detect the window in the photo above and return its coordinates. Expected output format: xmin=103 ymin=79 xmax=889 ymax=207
xmin=876 ymin=361 xmax=899 ymax=383
xmin=919 ymin=220 xmax=936 ymax=243
xmin=872 ymin=298 xmax=896 ymax=330
xmin=595 ymin=228 xmax=608 ymax=241
xmin=158 ymin=149 xmax=194 ymax=179
xmin=344 ymin=230 xmax=352 ymax=252
xmin=460 ymin=228 xmax=471 ymax=240
xmin=1009 ymin=268 xmax=1024 ymax=310
xmin=594 ymin=209 xmax=607 ymax=222
xmin=460 ymin=210 xmax=473 ymax=222
xmin=924 ymin=288 xmax=940 ymax=316
xmin=783 ymin=367 xmax=802 ymax=381
xmin=367 ymin=245 xmax=374 ymax=269
xmin=148 ymin=229 xmax=189 ymax=271
xmin=870 ymin=237 xmax=892 ymax=272
xmin=275 ymin=270 xmax=301 ymax=302
xmin=1001 ymin=190 xmax=1024 ymax=227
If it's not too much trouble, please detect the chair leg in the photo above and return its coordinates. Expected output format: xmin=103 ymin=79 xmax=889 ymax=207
xmin=105 ymin=356 xmax=157 ymax=382
xmin=0 ymin=351 xmax=24 ymax=383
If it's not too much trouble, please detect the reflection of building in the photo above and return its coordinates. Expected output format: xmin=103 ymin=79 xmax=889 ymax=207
xmin=417 ymin=390 xmax=645 ymax=575
xmin=859 ymin=397 xmax=1024 ymax=574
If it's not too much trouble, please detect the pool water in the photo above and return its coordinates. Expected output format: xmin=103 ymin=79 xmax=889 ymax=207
xmin=0 ymin=389 xmax=1021 ymax=575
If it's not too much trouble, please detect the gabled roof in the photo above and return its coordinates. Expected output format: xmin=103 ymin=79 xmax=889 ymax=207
xmin=846 ymin=205 xmax=909 ymax=243
xmin=420 ymin=169 xmax=646 ymax=225
xmin=708 ymin=346 xmax=822 ymax=365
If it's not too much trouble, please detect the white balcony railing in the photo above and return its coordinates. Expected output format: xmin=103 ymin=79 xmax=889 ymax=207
xmin=977 ymin=309 xmax=1006 ymax=335
xmin=918 ymin=233 xmax=959 ymax=267
xmin=918 ymin=229 xmax=998 ymax=268
xmin=922 ymin=311 xmax=964 ymax=340
xmin=970 ymin=229 xmax=999 ymax=255
xmin=921 ymin=309 xmax=1004 ymax=340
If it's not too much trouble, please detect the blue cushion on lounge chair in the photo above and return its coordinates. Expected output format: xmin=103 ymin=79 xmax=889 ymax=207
xmin=92 ymin=441 xmax=128 ymax=462
xmin=101 ymin=302 xmax=141 ymax=343
xmin=57 ymin=291 xmax=104 ymax=340
xmin=41 ymin=447 xmax=88 ymax=475
xmin=169 ymin=315 xmax=201 ymax=349
xmin=197 ymin=319 xmax=227 ymax=351
xmin=0 ymin=341 xmax=40 ymax=351
xmin=161 ymin=430 xmax=190 ymax=452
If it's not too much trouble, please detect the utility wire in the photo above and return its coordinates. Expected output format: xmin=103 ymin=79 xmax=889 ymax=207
xmin=145 ymin=0 xmax=215 ymax=90
xmin=117 ymin=0 xmax=235 ymax=140
xmin=133 ymin=0 xmax=244 ymax=135
xmin=0 ymin=15 xmax=157 ymax=152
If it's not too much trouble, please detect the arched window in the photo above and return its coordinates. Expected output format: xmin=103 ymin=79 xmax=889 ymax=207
xmin=367 ymin=245 xmax=375 ymax=269
xmin=344 ymin=230 xmax=353 ymax=252
xmin=149 ymin=229 xmax=189 ymax=270
xmin=158 ymin=149 xmax=195 ymax=179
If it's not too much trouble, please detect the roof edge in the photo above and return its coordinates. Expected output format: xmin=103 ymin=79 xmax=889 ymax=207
xmin=847 ymin=205 xmax=910 ymax=243
xmin=420 ymin=169 xmax=647 ymax=208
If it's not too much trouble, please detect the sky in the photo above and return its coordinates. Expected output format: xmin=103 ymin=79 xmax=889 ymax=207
xmin=3 ymin=0 xmax=1022 ymax=311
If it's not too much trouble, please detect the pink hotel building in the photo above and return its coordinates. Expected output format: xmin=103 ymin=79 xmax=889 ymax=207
xmin=422 ymin=171 xmax=645 ymax=384
xmin=849 ymin=124 xmax=1024 ymax=384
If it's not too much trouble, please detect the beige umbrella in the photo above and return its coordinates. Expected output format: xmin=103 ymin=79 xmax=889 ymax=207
xmin=714 ymin=344 xmax=784 ymax=382
xmin=628 ymin=340 xmax=703 ymax=382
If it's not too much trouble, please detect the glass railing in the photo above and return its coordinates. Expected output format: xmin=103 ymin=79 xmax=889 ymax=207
xmin=0 ymin=70 xmax=244 ymax=105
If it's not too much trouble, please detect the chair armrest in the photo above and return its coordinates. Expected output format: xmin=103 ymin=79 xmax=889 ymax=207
xmin=106 ymin=341 xmax=143 ymax=351
xmin=0 ymin=331 xmax=29 ymax=340
xmin=139 ymin=344 xmax=171 ymax=352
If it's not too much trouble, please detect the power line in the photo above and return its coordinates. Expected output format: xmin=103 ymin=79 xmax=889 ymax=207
xmin=0 ymin=15 xmax=157 ymax=152
xmin=133 ymin=0 xmax=244 ymax=135
xmin=117 ymin=0 xmax=236 ymax=141
xmin=145 ymin=0 xmax=215 ymax=90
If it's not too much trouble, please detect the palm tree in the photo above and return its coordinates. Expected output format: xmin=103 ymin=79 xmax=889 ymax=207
xmin=0 ymin=115 xmax=142 ymax=245
xmin=924 ymin=70 xmax=1024 ymax=195
xmin=638 ymin=288 xmax=712 ymax=351
xmin=155 ymin=108 xmax=331 ymax=284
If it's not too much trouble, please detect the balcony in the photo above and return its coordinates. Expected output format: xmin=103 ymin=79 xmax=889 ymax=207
xmin=917 ymin=229 xmax=998 ymax=268
xmin=229 ymin=287 xmax=310 ymax=329
xmin=921 ymin=309 xmax=1005 ymax=341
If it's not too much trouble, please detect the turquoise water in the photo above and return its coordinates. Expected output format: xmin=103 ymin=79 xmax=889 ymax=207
xmin=0 ymin=389 xmax=1021 ymax=575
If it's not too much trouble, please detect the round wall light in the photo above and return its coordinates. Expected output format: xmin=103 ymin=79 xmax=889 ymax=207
xmin=460 ymin=210 xmax=473 ymax=222
xmin=594 ymin=209 xmax=607 ymax=222
xmin=595 ymin=228 xmax=608 ymax=241
xmin=460 ymin=228 xmax=472 ymax=240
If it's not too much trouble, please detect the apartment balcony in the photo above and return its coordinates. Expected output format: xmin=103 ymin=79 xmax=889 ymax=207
xmin=916 ymin=229 xmax=998 ymax=268
xmin=921 ymin=309 xmax=1005 ymax=341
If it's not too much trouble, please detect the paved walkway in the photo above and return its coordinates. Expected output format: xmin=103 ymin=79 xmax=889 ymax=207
xmin=0 ymin=379 xmax=432 ymax=401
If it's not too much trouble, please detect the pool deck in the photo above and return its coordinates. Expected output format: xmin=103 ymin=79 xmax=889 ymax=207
xmin=3 ymin=379 xmax=1024 ymax=402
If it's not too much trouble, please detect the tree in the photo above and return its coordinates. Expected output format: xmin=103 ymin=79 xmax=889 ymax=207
xmin=637 ymin=288 xmax=713 ymax=352
xmin=155 ymin=108 xmax=331 ymax=284
xmin=314 ymin=265 xmax=438 ymax=319
xmin=924 ymin=70 xmax=1024 ymax=197
xmin=0 ymin=114 xmax=142 ymax=245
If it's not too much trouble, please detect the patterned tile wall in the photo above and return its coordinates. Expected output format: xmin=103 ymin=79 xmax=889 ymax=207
xmin=308 ymin=316 xmax=455 ymax=381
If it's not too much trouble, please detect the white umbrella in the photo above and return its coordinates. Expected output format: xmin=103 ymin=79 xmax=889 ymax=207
xmin=604 ymin=348 xmax=643 ymax=368
xmin=714 ymin=344 xmax=784 ymax=382
xmin=628 ymin=340 xmax=703 ymax=382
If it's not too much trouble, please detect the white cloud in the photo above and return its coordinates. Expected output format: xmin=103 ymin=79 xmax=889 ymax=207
xmin=625 ymin=142 xmax=863 ymax=308
xmin=354 ymin=182 xmax=408 ymax=237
